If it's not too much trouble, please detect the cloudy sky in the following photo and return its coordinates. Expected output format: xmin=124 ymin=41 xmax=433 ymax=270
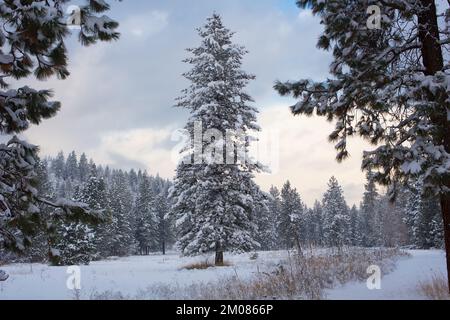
xmin=22 ymin=0 xmax=373 ymax=207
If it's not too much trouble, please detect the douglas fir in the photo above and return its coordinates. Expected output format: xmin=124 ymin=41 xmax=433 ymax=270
xmin=170 ymin=14 xmax=263 ymax=266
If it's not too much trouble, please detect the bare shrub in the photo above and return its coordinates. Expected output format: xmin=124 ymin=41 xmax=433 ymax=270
xmin=181 ymin=259 xmax=232 ymax=270
xmin=93 ymin=247 xmax=406 ymax=300
xmin=418 ymin=273 xmax=450 ymax=300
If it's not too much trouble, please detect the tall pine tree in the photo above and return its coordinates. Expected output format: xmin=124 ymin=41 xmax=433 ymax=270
xmin=279 ymin=181 xmax=304 ymax=251
xmin=322 ymin=177 xmax=349 ymax=247
xmin=170 ymin=14 xmax=262 ymax=265
xmin=275 ymin=0 xmax=450 ymax=292
xmin=134 ymin=173 xmax=158 ymax=255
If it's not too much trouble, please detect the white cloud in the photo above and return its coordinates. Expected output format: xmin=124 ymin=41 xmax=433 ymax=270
xmin=255 ymin=105 xmax=369 ymax=207
xmin=20 ymin=2 xmax=370 ymax=207
xmin=121 ymin=10 xmax=169 ymax=39
xmin=90 ymin=127 xmax=175 ymax=176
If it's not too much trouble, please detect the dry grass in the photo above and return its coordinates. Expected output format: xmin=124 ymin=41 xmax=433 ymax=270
xmin=186 ymin=247 xmax=406 ymax=300
xmin=418 ymin=273 xmax=450 ymax=300
xmin=117 ymin=247 xmax=406 ymax=300
xmin=181 ymin=259 xmax=232 ymax=270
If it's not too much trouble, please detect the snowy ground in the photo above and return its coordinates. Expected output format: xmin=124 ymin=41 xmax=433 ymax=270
xmin=0 ymin=249 xmax=446 ymax=300
xmin=326 ymin=250 xmax=447 ymax=300
xmin=0 ymin=251 xmax=288 ymax=300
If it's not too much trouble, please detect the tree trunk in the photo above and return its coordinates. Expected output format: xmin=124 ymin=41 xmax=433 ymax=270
xmin=295 ymin=234 xmax=303 ymax=257
xmin=215 ymin=242 xmax=224 ymax=266
xmin=417 ymin=0 xmax=450 ymax=293
xmin=162 ymin=240 xmax=166 ymax=255
xmin=441 ymin=193 xmax=450 ymax=293
xmin=417 ymin=0 xmax=443 ymax=76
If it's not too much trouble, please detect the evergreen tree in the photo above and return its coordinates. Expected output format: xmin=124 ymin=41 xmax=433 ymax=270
xmin=404 ymin=180 xmax=423 ymax=246
xmin=65 ymin=151 xmax=79 ymax=181
xmin=52 ymin=151 xmax=66 ymax=179
xmin=128 ymin=169 xmax=139 ymax=194
xmin=78 ymin=153 xmax=90 ymax=183
xmin=358 ymin=173 xmax=379 ymax=247
xmin=26 ymin=160 xmax=53 ymax=262
xmin=155 ymin=185 xmax=173 ymax=255
xmin=404 ymin=180 xmax=444 ymax=249
xmin=170 ymin=14 xmax=262 ymax=265
xmin=275 ymin=0 xmax=450 ymax=291
xmin=53 ymin=221 xmax=95 ymax=266
xmin=75 ymin=174 xmax=108 ymax=259
xmin=108 ymin=170 xmax=135 ymax=256
xmin=309 ymin=201 xmax=324 ymax=247
xmin=134 ymin=174 xmax=158 ymax=255
xmin=322 ymin=177 xmax=349 ymax=247
xmin=375 ymin=195 xmax=407 ymax=247
xmin=348 ymin=205 xmax=360 ymax=246
xmin=416 ymin=196 xmax=441 ymax=249
xmin=253 ymin=189 xmax=276 ymax=251
xmin=279 ymin=181 xmax=304 ymax=251
xmin=268 ymin=186 xmax=282 ymax=248
xmin=430 ymin=211 xmax=444 ymax=249
xmin=0 ymin=0 xmax=119 ymax=272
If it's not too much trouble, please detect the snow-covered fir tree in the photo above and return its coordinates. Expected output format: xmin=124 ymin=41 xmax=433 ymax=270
xmin=73 ymin=174 xmax=108 ymax=260
xmin=25 ymin=160 xmax=54 ymax=262
xmin=375 ymin=195 xmax=407 ymax=247
xmin=252 ymin=188 xmax=277 ymax=251
xmin=52 ymin=152 xmax=66 ymax=180
xmin=322 ymin=177 xmax=349 ymax=247
xmin=155 ymin=184 xmax=173 ymax=255
xmin=309 ymin=201 xmax=324 ymax=247
xmin=128 ymin=169 xmax=139 ymax=194
xmin=267 ymin=186 xmax=282 ymax=247
xmin=134 ymin=173 xmax=158 ymax=255
xmin=417 ymin=195 xmax=442 ymax=249
xmin=170 ymin=14 xmax=262 ymax=265
xmin=278 ymin=181 xmax=305 ymax=251
xmin=53 ymin=220 xmax=95 ymax=266
xmin=108 ymin=170 xmax=135 ymax=256
xmin=403 ymin=179 xmax=443 ymax=249
xmin=358 ymin=172 xmax=379 ymax=247
xmin=348 ymin=205 xmax=360 ymax=246
xmin=78 ymin=153 xmax=90 ymax=183
xmin=65 ymin=151 xmax=79 ymax=181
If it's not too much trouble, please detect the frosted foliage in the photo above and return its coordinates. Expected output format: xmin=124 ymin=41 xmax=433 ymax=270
xmin=171 ymin=15 xmax=262 ymax=256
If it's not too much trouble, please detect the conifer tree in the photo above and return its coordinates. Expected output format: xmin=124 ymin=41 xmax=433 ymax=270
xmin=358 ymin=173 xmax=379 ymax=247
xmin=108 ymin=170 xmax=135 ymax=256
xmin=53 ymin=221 xmax=95 ymax=266
xmin=74 ymin=174 xmax=108 ymax=259
xmin=253 ymin=189 xmax=276 ymax=251
xmin=155 ymin=185 xmax=173 ymax=255
xmin=268 ymin=186 xmax=282 ymax=248
xmin=0 ymin=0 xmax=119 ymax=272
xmin=52 ymin=152 xmax=66 ymax=180
xmin=78 ymin=153 xmax=90 ymax=183
xmin=348 ymin=205 xmax=360 ymax=246
xmin=65 ymin=151 xmax=79 ymax=181
xmin=404 ymin=180 xmax=423 ymax=246
xmin=279 ymin=181 xmax=304 ymax=251
xmin=275 ymin=0 xmax=450 ymax=291
xmin=134 ymin=174 xmax=157 ymax=255
xmin=322 ymin=177 xmax=349 ymax=247
xmin=26 ymin=160 xmax=54 ymax=262
xmin=170 ymin=14 xmax=262 ymax=265
xmin=309 ymin=201 xmax=324 ymax=247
